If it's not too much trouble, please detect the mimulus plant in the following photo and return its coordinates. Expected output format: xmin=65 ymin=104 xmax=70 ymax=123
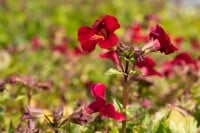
xmin=77 ymin=14 xmax=178 ymax=133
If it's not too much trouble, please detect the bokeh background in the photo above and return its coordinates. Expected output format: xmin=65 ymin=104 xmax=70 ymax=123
xmin=0 ymin=0 xmax=200 ymax=132
xmin=0 ymin=0 xmax=199 ymax=46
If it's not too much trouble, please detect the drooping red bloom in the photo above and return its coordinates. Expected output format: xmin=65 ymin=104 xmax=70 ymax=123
xmin=162 ymin=52 xmax=198 ymax=76
xmin=131 ymin=23 xmax=148 ymax=43
xmin=86 ymin=83 xmax=125 ymax=121
xmin=149 ymin=25 xmax=178 ymax=54
xmin=136 ymin=56 xmax=161 ymax=76
xmin=78 ymin=15 xmax=120 ymax=53
xmin=99 ymin=50 xmax=121 ymax=68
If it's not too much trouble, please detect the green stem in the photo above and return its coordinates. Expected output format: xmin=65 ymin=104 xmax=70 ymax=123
xmin=122 ymin=60 xmax=129 ymax=133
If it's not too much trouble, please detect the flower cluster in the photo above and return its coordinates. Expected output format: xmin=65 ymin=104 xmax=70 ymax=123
xmin=77 ymin=15 xmax=179 ymax=123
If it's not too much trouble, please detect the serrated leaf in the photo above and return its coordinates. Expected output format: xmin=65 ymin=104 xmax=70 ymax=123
xmin=104 ymin=68 xmax=123 ymax=76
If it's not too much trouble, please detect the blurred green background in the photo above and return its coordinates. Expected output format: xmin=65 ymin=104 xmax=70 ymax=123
xmin=0 ymin=0 xmax=199 ymax=47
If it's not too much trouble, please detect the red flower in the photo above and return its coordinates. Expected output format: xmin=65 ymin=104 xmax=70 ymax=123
xmin=78 ymin=15 xmax=120 ymax=53
xmin=52 ymin=43 xmax=83 ymax=57
xmin=72 ymin=46 xmax=83 ymax=56
xmin=141 ymin=99 xmax=152 ymax=108
xmin=149 ymin=25 xmax=178 ymax=54
xmin=190 ymin=38 xmax=200 ymax=50
xmin=174 ymin=36 xmax=184 ymax=47
xmin=52 ymin=43 xmax=69 ymax=54
xmin=131 ymin=23 xmax=148 ymax=43
xmin=31 ymin=36 xmax=41 ymax=50
xmin=144 ymin=14 xmax=160 ymax=23
xmin=86 ymin=83 xmax=125 ymax=121
xmin=99 ymin=50 xmax=121 ymax=68
xmin=136 ymin=56 xmax=161 ymax=76
xmin=162 ymin=52 xmax=198 ymax=76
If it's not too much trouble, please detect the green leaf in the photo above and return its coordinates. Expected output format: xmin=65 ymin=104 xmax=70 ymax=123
xmin=127 ymin=103 xmax=141 ymax=114
xmin=104 ymin=68 xmax=123 ymax=76
xmin=0 ymin=114 xmax=3 ymax=122
xmin=167 ymin=108 xmax=197 ymax=133
xmin=8 ymin=120 xmax=14 ymax=133
xmin=0 ymin=106 xmax=3 ymax=113
xmin=15 ymin=95 xmax=26 ymax=102
xmin=112 ymin=96 xmax=122 ymax=111
xmin=154 ymin=119 xmax=171 ymax=133
xmin=129 ymin=57 xmax=136 ymax=64
xmin=129 ymin=70 xmax=137 ymax=75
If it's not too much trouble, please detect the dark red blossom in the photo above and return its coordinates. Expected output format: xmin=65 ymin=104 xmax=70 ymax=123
xmin=78 ymin=15 xmax=120 ymax=53
xmin=162 ymin=52 xmax=198 ymax=76
xmin=86 ymin=83 xmax=125 ymax=121
xmin=149 ymin=25 xmax=178 ymax=54
xmin=131 ymin=23 xmax=148 ymax=43
xmin=136 ymin=56 xmax=161 ymax=76
xmin=99 ymin=50 xmax=121 ymax=68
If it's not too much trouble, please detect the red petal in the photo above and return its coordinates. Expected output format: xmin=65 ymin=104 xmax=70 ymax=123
xmin=31 ymin=36 xmax=41 ymax=50
xmin=161 ymin=52 xmax=198 ymax=77
xmin=52 ymin=43 xmax=69 ymax=54
xmin=175 ymin=52 xmax=196 ymax=64
xmin=93 ymin=15 xmax=120 ymax=33
xmin=137 ymin=56 xmax=161 ymax=77
xmin=99 ymin=103 xmax=125 ymax=121
xmin=98 ymin=33 xmax=118 ymax=49
xmin=78 ymin=26 xmax=99 ymax=52
xmin=132 ymin=24 xmax=148 ymax=43
xmin=104 ymin=15 xmax=120 ymax=33
xmin=91 ymin=83 xmax=106 ymax=99
xmin=137 ymin=56 xmax=156 ymax=67
xmin=99 ymin=51 xmax=121 ymax=67
xmin=86 ymin=97 xmax=106 ymax=114
xmin=161 ymin=61 xmax=173 ymax=77
xmin=141 ymin=67 xmax=162 ymax=77
xmin=112 ymin=111 xmax=126 ymax=121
